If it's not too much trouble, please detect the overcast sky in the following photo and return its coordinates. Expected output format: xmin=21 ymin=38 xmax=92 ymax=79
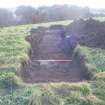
xmin=0 ymin=0 xmax=105 ymax=8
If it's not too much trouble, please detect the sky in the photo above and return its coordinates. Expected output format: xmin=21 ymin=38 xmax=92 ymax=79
xmin=0 ymin=0 xmax=105 ymax=9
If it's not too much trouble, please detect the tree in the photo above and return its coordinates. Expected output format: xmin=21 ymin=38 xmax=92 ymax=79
xmin=15 ymin=6 xmax=37 ymax=24
xmin=0 ymin=8 xmax=14 ymax=27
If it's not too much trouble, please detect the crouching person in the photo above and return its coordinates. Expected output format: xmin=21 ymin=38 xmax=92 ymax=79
xmin=61 ymin=35 xmax=78 ymax=56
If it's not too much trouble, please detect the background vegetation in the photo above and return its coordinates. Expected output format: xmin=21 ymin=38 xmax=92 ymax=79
xmin=0 ymin=5 xmax=102 ymax=27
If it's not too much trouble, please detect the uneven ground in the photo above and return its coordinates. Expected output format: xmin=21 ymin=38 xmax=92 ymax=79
xmin=0 ymin=19 xmax=105 ymax=104
xmin=21 ymin=29 xmax=89 ymax=83
xmin=66 ymin=19 xmax=105 ymax=49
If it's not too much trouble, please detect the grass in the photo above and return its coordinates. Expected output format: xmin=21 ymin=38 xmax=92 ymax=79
xmin=74 ymin=45 xmax=105 ymax=105
xmin=75 ymin=45 xmax=105 ymax=73
xmin=0 ymin=19 xmax=105 ymax=104
xmin=93 ymin=16 xmax=105 ymax=22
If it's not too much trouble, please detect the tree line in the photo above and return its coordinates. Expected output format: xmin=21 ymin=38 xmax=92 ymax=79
xmin=0 ymin=5 xmax=98 ymax=27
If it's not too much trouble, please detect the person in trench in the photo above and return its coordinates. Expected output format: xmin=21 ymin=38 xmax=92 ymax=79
xmin=60 ymin=33 xmax=78 ymax=56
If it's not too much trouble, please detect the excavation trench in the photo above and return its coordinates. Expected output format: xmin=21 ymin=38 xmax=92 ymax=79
xmin=21 ymin=27 xmax=90 ymax=83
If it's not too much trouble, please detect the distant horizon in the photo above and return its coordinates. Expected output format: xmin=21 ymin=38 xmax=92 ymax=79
xmin=1 ymin=0 xmax=105 ymax=9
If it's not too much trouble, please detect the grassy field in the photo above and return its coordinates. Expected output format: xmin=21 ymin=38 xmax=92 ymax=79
xmin=74 ymin=45 xmax=105 ymax=81
xmin=93 ymin=16 xmax=105 ymax=22
xmin=0 ymin=20 xmax=105 ymax=105
xmin=75 ymin=45 xmax=105 ymax=73
xmin=73 ymin=45 xmax=105 ymax=105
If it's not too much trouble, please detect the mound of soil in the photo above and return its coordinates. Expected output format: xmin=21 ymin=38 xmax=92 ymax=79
xmin=66 ymin=18 xmax=105 ymax=49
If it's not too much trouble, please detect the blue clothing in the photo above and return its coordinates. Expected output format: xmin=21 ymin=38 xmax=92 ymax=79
xmin=62 ymin=38 xmax=71 ymax=49
xmin=60 ymin=35 xmax=77 ymax=55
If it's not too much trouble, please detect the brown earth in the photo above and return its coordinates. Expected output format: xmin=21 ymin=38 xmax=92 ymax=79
xmin=66 ymin=18 xmax=105 ymax=49
xmin=21 ymin=27 xmax=90 ymax=83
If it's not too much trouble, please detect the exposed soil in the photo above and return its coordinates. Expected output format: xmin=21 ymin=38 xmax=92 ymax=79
xmin=21 ymin=27 xmax=90 ymax=83
xmin=66 ymin=18 xmax=105 ymax=49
